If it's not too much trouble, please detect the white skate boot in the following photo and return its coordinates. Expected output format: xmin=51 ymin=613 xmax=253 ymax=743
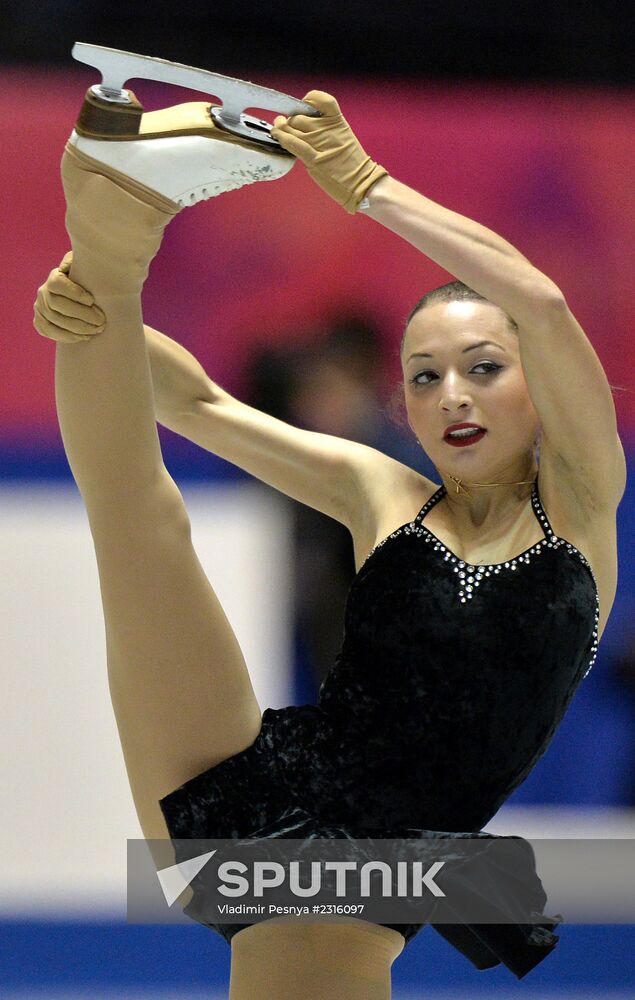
xmin=66 ymin=42 xmax=322 ymax=209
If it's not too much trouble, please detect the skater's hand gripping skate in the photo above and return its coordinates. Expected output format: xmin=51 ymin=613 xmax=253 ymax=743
xmin=271 ymin=91 xmax=388 ymax=214
xmin=34 ymin=251 xmax=106 ymax=344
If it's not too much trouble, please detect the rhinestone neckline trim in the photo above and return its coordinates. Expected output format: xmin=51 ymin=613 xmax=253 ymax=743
xmin=359 ymin=479 xmax=600 ymax=680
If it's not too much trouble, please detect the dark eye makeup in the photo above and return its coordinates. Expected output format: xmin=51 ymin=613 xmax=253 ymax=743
xmin=409 ymin=361 xmax=503 ymax=386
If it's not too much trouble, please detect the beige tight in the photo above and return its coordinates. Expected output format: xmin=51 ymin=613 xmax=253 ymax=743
xmin=56 ymin=142 xmax=265 ymax=845
xmin=229 ymin=918 xmax=406 ymax=1000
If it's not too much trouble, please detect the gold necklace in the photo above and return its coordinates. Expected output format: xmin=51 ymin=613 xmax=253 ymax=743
xmin=446 ymin=474 xmax=537 ymax=497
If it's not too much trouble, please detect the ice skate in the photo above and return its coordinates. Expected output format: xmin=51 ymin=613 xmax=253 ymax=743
xmin=66 ymin=42 xmax=322 ymax=208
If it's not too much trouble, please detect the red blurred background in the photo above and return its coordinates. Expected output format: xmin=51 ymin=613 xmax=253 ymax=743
xmin=3 ymin=68 xmax=634 ymax=452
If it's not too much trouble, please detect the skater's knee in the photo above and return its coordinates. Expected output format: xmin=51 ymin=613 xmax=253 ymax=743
xmin=88 ymin=467 xmax=190 ymax=542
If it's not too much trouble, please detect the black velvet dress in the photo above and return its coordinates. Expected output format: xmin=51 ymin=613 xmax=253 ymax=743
xmin=159 ymin=472 xmax=600 ymax=979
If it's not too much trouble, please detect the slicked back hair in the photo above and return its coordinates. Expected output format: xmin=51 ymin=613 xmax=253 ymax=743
xmin=400 ymin=280 xmax=518 ymax=358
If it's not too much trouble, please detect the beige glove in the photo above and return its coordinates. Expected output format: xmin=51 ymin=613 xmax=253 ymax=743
xmin=271 ymin=91 xmax=388 ymax=214
xmin=34 ymin=251 xmax=106 ymax=344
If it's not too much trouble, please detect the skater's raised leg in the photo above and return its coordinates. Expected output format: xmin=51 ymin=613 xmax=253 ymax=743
xmin=54 ymin=143 xmax=263 ymax=841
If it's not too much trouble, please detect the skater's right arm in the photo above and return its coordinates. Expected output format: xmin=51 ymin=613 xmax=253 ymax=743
xmin=144 ymin=328 xmax=424 ymax=540
xmin=169 ymin=375 xmax=390 ymax=530
xmin=148 ymin=333 xmax=428 ymax=547
xmin=33 ymin=255 xmax=419 ymax=534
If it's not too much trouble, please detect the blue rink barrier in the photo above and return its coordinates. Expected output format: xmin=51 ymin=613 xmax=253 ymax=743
xmin=1 ymin=920 xmax=634 ymax=993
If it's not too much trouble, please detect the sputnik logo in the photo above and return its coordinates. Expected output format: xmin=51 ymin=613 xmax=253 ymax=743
xmin=156 ymin=849 xmax=217 ymax=906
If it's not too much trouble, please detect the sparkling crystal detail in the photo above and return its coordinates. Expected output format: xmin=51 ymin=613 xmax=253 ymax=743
xmin=358 ymin=480 xmax=599 ymax=681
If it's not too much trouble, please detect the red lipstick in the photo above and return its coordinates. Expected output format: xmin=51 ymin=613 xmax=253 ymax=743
xmin=443 ymin=422 xmax=487 ymax=447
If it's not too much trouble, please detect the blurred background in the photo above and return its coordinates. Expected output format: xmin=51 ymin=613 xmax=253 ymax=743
xmin=1 ymin=2 xmax=634 ymax=997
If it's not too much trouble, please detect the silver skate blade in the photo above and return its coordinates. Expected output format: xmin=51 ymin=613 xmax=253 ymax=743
xmin=72 ymin=42 xmax=321 ymax=147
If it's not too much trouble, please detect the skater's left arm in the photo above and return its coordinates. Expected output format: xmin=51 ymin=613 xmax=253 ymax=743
xmin=273 ymin=93 xmax=626 ymax=509
xmin=359 ymin=174 xmax=559 ymax=327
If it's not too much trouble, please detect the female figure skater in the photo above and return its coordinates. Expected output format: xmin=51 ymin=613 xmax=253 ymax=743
xmin=34 ymin=79 xmax=625 ymax=1000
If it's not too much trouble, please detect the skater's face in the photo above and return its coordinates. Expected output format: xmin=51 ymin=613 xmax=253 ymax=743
xmin=401 ymin=300 xmax=541 ymax=471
